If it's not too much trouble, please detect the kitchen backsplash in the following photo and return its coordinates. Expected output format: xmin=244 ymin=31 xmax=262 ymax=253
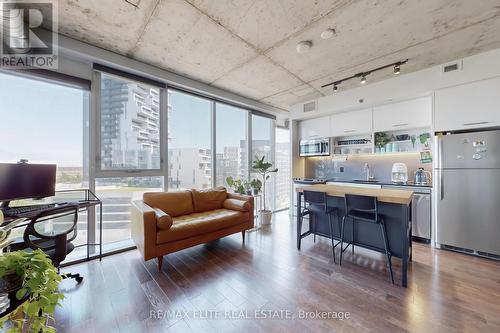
xmin=305 ymin=153 xmax=432 ymax=182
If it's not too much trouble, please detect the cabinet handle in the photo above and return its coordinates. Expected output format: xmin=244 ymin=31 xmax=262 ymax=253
xmin=463 ymin=121 xmax=489 ymax=126
xmin=344 ymin=129 xmax=356 ymax=133
xmin=392 ymin=123 xmax=409 ymax=127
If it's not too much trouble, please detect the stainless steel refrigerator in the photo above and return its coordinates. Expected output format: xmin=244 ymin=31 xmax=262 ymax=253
xmin=436 ymin=129 xmax=500 ymax=257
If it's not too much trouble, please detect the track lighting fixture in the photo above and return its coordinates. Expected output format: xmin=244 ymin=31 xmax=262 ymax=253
xmin=321 ymin=59 xmax=408 ymax=93
xmin=394 ymin=64 xmax=401 ymax=75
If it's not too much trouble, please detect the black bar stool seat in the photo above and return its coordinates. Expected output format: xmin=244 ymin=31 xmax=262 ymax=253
xmin=298 ymin=190 xmax=341 ymax=262
xmin=340 ymin=194 xmax=394 ymax=284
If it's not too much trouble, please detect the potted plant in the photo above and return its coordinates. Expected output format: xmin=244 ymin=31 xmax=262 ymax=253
xmin=375 ymin=132 xmax=389 ymax=152
xmin=225 ymin=176 xmax=246 ymax=195
xmin=249 ymin=179 xmax=262 ymax=196
xmin=0 ymin=249 xmax=64 ymax=332
xmin=252 ymin=156 xmax=278 ymax=225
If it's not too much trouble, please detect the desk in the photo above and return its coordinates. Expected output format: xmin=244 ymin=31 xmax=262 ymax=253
xmin=1 ymin=189 xmax=103 ymax=262
xmin=296 ymin=184 xmax=413 ymax=287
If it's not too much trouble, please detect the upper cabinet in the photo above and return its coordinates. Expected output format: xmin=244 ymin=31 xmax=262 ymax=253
xmin=373 ymin=96 xmax=432 ymax=132
xmin=435 ymin=76 xmax=500 ymax=132
xmin=330 ymin=108 xmax=372 ymax=137
xmin=299 ymin=115 xmax=331 ymax=139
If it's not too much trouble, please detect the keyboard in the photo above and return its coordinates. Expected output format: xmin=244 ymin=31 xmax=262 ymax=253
xmin=2 ymin=204 xmax=57 ymax=217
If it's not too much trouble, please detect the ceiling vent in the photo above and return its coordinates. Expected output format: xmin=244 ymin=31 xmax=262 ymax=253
xmin=303 ymin=101 xmax=317 ymax=113
xmin=441 ymin=60 xmax=463 ymax=74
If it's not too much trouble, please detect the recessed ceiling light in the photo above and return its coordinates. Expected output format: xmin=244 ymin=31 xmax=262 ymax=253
xmin=320 ymin=28 xmax=336 ymax=40
xmin=296 ymin=40 xmax=313 ymax=53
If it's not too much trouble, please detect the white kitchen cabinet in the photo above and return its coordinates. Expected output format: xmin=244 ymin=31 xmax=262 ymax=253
xmin=373 ymin=96 xmax=432 ymax=132
xmin=299 ymin=115 xmax=331 ymax=139
xmin=435 ymin=76 xmax=500 ymax=131
xmin=330 ymin=108 xmax=372 ymax=137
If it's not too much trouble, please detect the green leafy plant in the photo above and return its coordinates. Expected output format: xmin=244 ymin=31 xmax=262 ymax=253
xmin=226 ymin=176 xmax=246 ymax=195
xmin=419 ymin=132 xmax=430 ymax=144
xmin=375 ymin=132 xmax=390 ymax=149
xmin=252 ymin=156 xmax=278 ymax=212
xmin=249 ymin=179 xmax=262 ymax=195
xmin=0 ymin=249 xmax=64 ymax=333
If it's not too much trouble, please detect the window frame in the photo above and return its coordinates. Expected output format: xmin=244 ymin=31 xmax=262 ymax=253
xmin=94 ymin=70 xmax=166 ymax=178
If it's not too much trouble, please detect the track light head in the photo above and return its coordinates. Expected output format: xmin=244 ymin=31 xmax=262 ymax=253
xmin=333 ymin=84 xmax=338 ymax=92
xmin=394 ymin=64 xmax=401 ymax=75
xmin=360 ymin=75 xmax=367 ymax=85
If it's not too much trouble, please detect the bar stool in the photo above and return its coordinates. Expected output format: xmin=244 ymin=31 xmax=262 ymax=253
xmin=298 ymin=190 xmax=341 ymax=262
xmin=340 ymin=194 xmax=394 ymax=284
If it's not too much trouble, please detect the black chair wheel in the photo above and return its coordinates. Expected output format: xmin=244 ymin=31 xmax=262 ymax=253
xmin=75 ymin=276 xmax=83 ymax=284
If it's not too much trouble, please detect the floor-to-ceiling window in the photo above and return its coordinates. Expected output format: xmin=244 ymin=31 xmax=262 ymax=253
xmin=251 ymin=114 xmax=275 ymax=211
xmin=167 ymin=90 xmax=212 ymax=190
xmin=96 ymin=71 xmax=165 ymax=250
xmin=275 ymin=127 xmax=291 ymax=210
xmin=215 ymin=103 xmax=248 ymax=187
xmin=0 ymin=71 xmax=90 ymax=253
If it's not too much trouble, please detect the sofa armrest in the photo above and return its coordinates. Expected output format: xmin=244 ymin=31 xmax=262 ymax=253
xmin=131 ymin=200 xmax=157 ymax=261
xmin=153 ymin=208 xmax=173 ymax=230
xmin=223 ymin=198 xmax=250 ymax=212
xmin=227 ymin=193 xmax=254 ymax=228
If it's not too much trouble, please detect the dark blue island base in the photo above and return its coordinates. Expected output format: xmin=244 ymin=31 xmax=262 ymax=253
xmin=296 ymin=189 xmax=412 ymax=287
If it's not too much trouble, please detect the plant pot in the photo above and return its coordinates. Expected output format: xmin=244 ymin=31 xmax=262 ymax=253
xmin=0 ymin=270 xmax=23 ymax=294
xmin=246 ymin=190 xmax=252 ymax=195
xmin=260 ymin=210 xmax=273 ymax=225
xmin=253 ymin=189 xmax=259 ymax=195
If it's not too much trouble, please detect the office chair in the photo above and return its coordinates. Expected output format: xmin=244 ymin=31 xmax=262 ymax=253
xmin=11 ymin=204 xmax=83 ymax=284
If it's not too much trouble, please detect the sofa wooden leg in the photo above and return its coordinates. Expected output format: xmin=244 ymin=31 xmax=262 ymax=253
xmin=242 ymin=230 xmax=245 ymax=243
xmin=158 ymin=256 xmax=163 ymax=271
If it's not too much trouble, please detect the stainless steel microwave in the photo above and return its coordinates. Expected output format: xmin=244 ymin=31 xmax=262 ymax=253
xmin=299 ymin=138 xmax=330 ymax=157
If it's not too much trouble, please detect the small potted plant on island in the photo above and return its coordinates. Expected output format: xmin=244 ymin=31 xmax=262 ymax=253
xmin=252 ymin=156 xmax=278 ymax=226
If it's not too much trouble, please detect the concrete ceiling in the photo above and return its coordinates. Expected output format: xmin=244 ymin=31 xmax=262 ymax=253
xmin=52 ymin=0 xmax=500 ymax=111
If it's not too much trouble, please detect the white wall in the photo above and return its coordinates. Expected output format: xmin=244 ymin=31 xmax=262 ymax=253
xmin=291 ymin=47 xmax=500 ymax=119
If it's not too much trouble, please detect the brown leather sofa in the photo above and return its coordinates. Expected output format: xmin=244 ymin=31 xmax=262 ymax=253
xmin=131 ymin=187 xmax=254 ymax=270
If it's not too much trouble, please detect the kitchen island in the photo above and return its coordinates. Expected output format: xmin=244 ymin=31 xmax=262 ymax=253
xmin=296 ymin=184 xmax=413 ymax=287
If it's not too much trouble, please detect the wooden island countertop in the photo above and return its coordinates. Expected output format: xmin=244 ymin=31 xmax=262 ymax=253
xmin=296 ymin=184 xmax=413 ymax=205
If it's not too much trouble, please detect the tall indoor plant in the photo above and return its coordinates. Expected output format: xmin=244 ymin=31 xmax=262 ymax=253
xmin=252 ymin=156 xmax=278 ymax=225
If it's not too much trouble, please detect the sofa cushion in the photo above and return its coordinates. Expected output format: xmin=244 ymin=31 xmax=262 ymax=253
xmin=154 ymin=208 xmax=173 ymax=230
xmin=191 ymin=187 xmax=227 ymax=212
xmin=143 ymin=191 xmax=194 ymax=217
xmin=156 ymin=209 xmax=249 ymax=244
xmin=223 ymin=198 xmax=250 ymax=212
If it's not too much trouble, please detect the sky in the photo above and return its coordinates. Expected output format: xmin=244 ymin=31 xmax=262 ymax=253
xmin=0 ymin=72 xmax=85 ymax=167
xmin=0 ymin=73 xmax=275 ymax=167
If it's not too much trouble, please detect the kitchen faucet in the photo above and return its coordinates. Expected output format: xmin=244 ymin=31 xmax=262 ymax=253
xmin=364 ymin=163 xmax=372 ymax=181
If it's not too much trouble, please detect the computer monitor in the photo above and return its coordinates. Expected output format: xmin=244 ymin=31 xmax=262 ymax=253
xmin=0 ymin=163 xmax=57 ymax=203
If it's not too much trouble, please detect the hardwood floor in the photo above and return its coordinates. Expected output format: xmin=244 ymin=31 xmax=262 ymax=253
xmin=55 ymin=211 xmax=500 ymax=333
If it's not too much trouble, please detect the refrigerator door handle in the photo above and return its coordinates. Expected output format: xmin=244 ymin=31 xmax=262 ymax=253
xmin=440 ymin=169 xmax=444 ymax=200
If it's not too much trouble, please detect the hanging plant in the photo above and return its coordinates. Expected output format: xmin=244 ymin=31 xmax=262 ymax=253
xmin=0 ymin=249 xmax=64 ymax=333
